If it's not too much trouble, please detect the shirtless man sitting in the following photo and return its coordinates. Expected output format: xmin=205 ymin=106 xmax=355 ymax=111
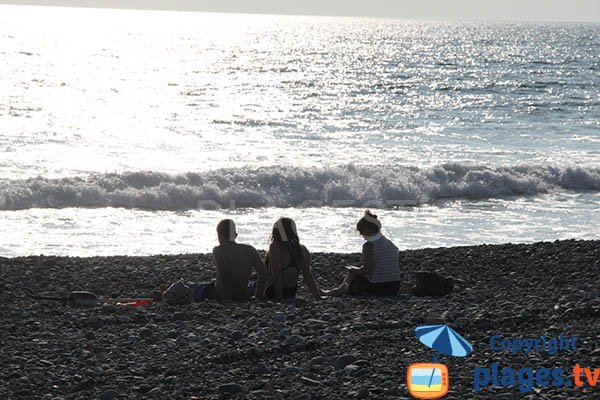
xmin=212 ymin=219 xmax=268 ymax=301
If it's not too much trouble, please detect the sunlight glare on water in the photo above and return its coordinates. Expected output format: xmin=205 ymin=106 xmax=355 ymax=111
xmin=0 ymin=5 xmax=598 ymax=256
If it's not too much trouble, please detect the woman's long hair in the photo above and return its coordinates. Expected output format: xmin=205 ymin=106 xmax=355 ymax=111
xmin=270 ymin=217 xmax=303 ymax=269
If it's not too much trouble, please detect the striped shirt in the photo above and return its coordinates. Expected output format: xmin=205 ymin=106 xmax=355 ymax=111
xmin=365 ymin=233 xmax=400 ymax=283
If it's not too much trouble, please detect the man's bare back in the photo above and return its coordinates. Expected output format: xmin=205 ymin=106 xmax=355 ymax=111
xmin=212 ymin=241 xmax=267 ymax=301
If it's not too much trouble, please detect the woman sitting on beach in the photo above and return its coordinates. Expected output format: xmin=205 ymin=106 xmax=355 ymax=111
xmin=262 ymin=217 xmax=324 ymax=301
xmin=325 ymin=210 xmax=401 ymax=297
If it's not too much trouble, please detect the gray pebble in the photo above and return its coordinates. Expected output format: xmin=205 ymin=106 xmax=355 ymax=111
xmin=273 ymin=313 xmax=286 ymax=323
xmin=6 ymin=371 xmax=21 ymax=380
xmin=29 ymin=372 xmax=44 ymax=381
xmin=167 ymin=331 xmax=178 ymax=339
xmin=250 ymin=390 xmax=272 ymax=397
xmin=279 ymin=327 xmax=291 ymax=337
xmin=100 ymin=304 xmax=115 ymax=315
xmin=299 ymin=376 xmax=321 ymax=386
xmin=285 ymin=335 xmax=306 ymax=346
xmin=98 ymin=389 xmax=119 ymax=400
xmin=230 ymin=330 xmax=244 ymax=340
xmin=343 ymin=364 xmax=361 ymax=376
xmin=139 ymin=328 xmax=152 ymax=339
xmin=292 ymin=393 xmax=311 ymax=400
xmin=218 ymin=383 xmax=244 ymax=394
xmin=321 ymin=313 xmax=335 ymax=321
xmin=281 ymin=366 xmax=301 ymax=376
xmin=334 ymin=354 xmax=357 ymax=370
xmin=319 ymin=333 xmax=337 ymax=342
xmin=254 ymin=362 xmax=270 ymax=375
xmin=309 ymin=356 xmax=329 ymax=368
xmin=146 ymin=387 xmax=161 ymax=397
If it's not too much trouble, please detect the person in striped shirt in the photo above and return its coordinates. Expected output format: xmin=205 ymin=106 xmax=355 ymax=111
xmin=324 ymin=210 xmax=401 ymax=297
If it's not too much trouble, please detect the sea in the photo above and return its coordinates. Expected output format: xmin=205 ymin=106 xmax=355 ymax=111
xmin=0 ymin=5 xmax=598 ymax=257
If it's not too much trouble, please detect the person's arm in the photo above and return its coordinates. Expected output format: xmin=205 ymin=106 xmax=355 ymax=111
xmin=269 ymin=244 xmax=285 ymax=300
xmin=299 ymin=247 xmax=324 ymax=300
xmin=253 ymin=249 xmax=268 ymax=300
xmin=350 ymin=242 xmax=375 ymax=277
xmin=212 ymin=247 xmax=221 ymax=275
xmin=212 ymin=247 xmax=225 ymax=300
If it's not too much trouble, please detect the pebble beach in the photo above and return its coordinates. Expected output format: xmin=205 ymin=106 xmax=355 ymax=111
xmin=1 ymin=239 xmax=599 ymax=399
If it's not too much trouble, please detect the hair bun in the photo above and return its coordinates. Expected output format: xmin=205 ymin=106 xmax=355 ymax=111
xmin=365 ymin=210 xmax=378 ymax=219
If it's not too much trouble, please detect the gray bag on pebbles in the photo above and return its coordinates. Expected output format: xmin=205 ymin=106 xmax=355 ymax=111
xmin=412 ymin=271 xmax=454 ymax=297
xmin=162 ymin=280 xmax=194 ymax=305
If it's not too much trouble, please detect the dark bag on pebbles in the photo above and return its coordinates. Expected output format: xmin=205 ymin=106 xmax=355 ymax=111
xmin=412 ymin=271 xmax=454 ymax=297
xmin=162 ymin=280 xmax=194 ymax=305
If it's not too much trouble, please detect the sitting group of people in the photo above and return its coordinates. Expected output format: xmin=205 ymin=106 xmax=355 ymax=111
xmin=205 ymin=210 xmax=401 ymax=301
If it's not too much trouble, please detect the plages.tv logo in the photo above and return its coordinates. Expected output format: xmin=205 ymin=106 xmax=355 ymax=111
xmin=407 ymin=325 xmax=473 ymax=399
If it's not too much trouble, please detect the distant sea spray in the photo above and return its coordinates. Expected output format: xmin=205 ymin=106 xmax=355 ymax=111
xmin=0 ymin=164 xmax=599 ymax=211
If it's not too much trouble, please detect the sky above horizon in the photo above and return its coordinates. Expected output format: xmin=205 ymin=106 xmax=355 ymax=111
xmin=1 ymin=0 xmax=599 ymax=22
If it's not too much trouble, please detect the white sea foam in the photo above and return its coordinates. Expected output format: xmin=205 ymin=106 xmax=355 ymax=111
xmin=1 ymin=164 xmax=598 ymax=211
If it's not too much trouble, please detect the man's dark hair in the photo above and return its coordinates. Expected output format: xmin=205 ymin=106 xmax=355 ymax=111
xmin=216 ymin=219 xmax=236 ymax=241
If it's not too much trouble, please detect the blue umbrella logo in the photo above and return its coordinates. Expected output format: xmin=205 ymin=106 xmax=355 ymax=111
xmin=416 ymin=324 xmax=473 ymax=359
xmin=411 ymin=324 xmax=473 ymax=395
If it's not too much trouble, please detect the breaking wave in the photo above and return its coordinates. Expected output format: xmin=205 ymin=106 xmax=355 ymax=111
xmin=1 ymin=164 xmax=599 ymax=211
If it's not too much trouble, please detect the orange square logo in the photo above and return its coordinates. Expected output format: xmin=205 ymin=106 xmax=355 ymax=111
xmin=407 ymin=363 xmax=449 ymax=399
